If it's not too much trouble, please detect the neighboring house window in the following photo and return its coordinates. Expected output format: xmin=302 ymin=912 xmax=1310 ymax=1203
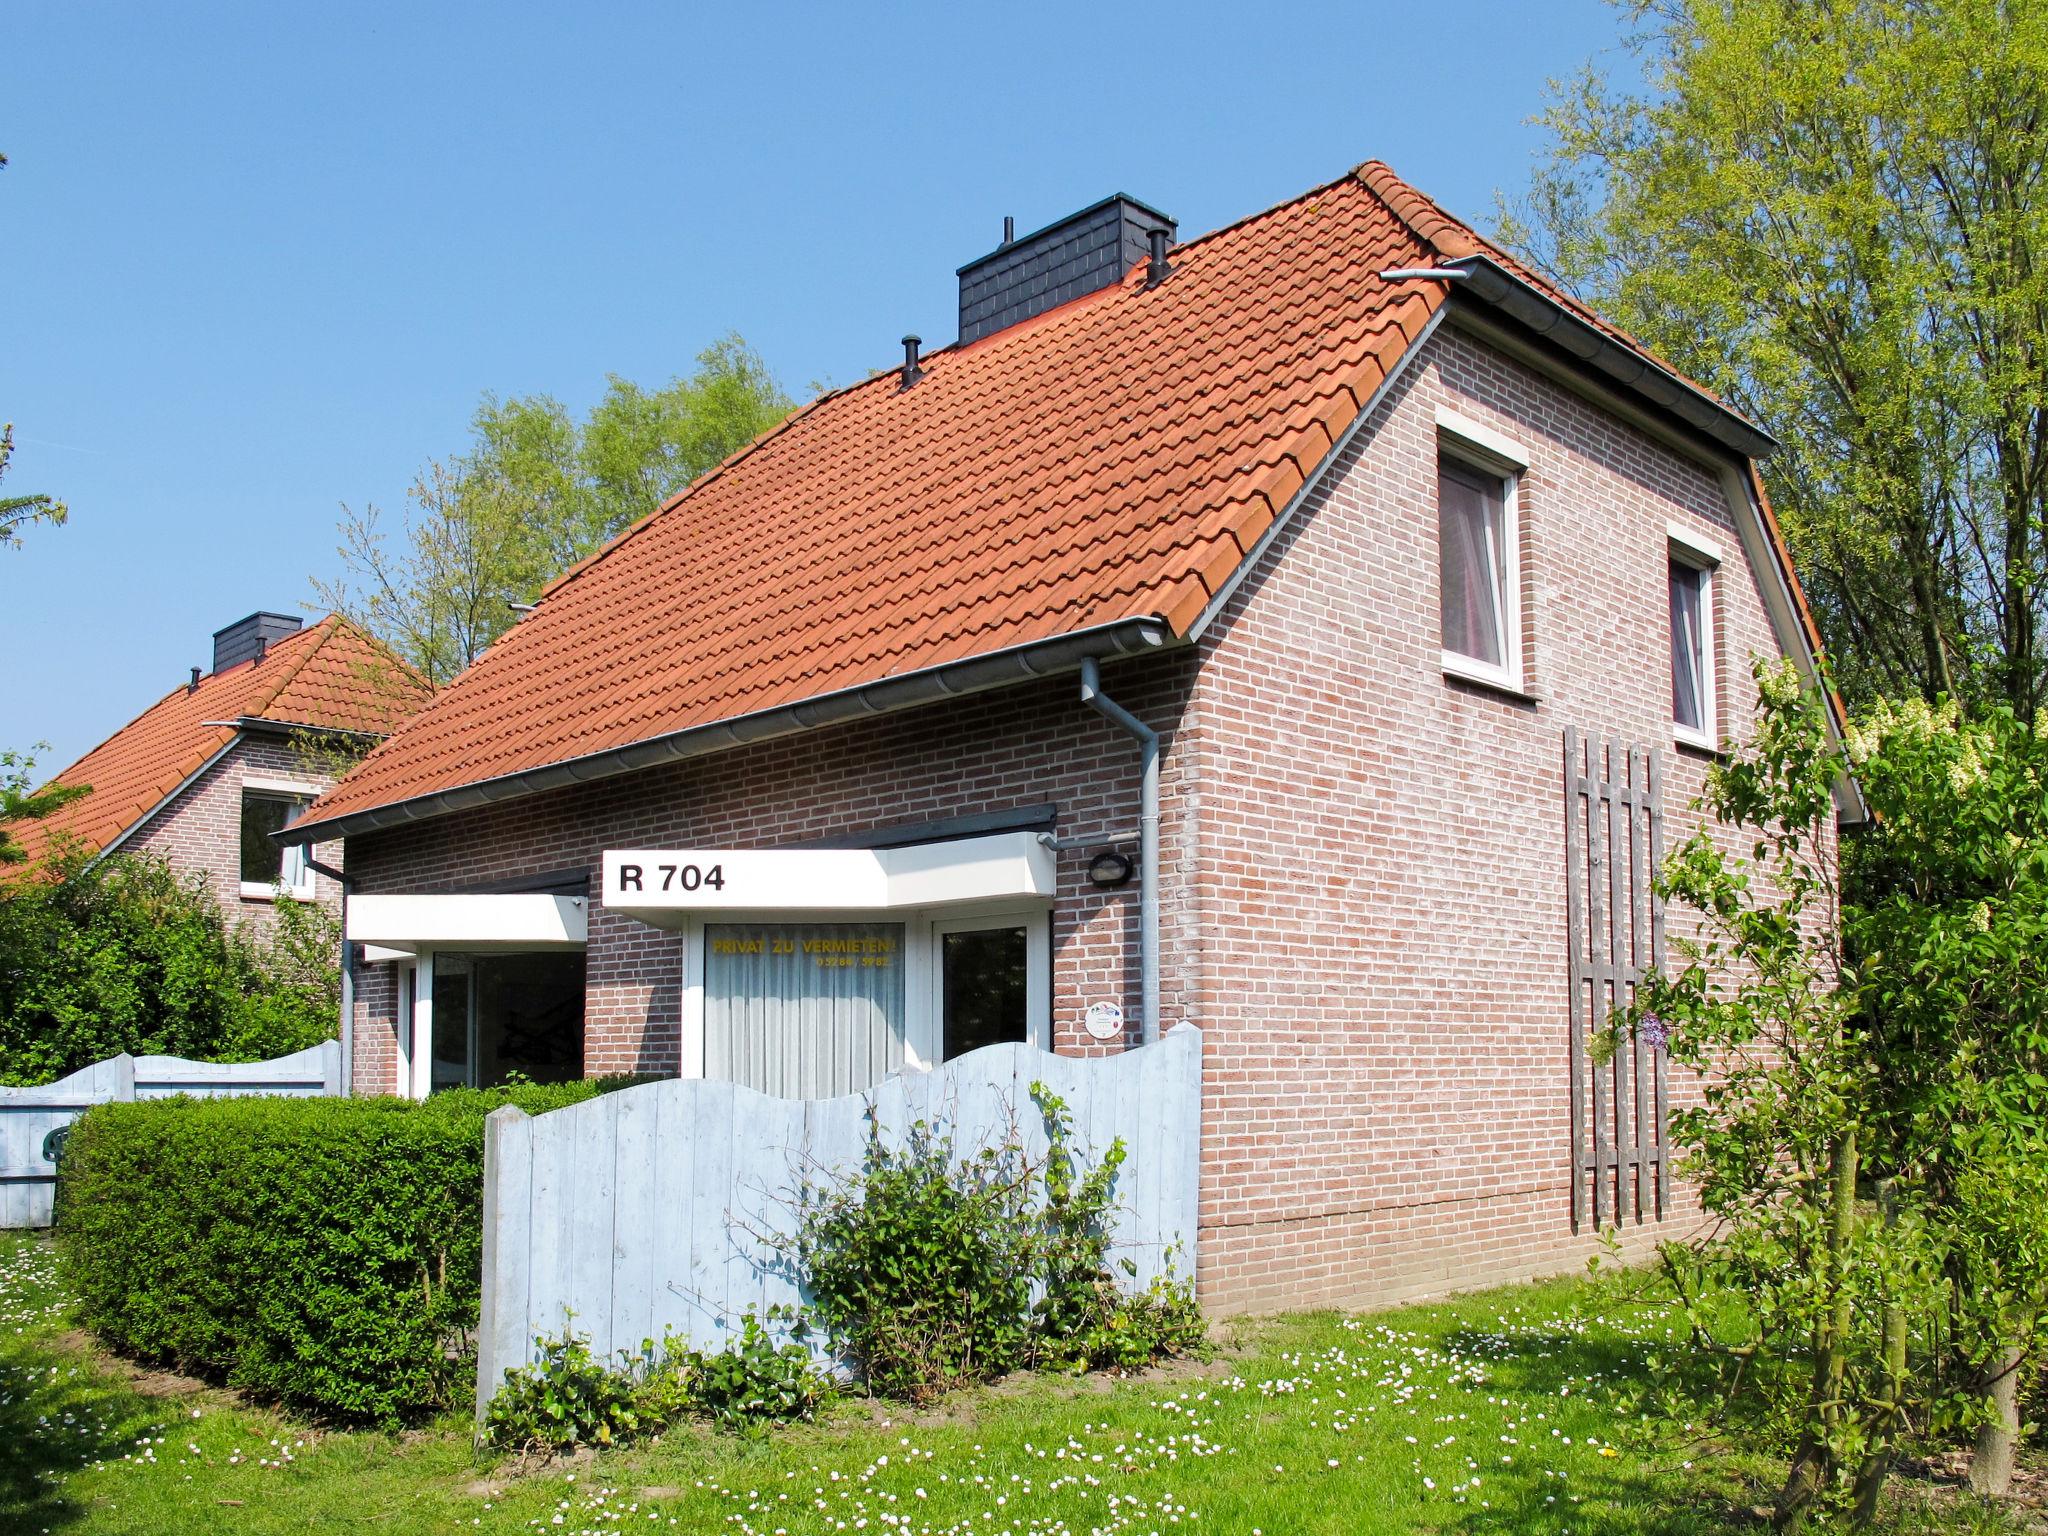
xmin=1668 ymin=527 xmax=1722 ymax=750
xmin=240 ymin=786 xmax=315 ymax=899
xmin=1435 ymin=407 xmax=1529 ymax=692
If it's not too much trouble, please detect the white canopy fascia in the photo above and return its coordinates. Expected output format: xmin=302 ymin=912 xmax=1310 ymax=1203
xmin=602 ymin=831 xmax=1055 ymax=930
xmin=346 ymin=893 xmax=588 ymax=956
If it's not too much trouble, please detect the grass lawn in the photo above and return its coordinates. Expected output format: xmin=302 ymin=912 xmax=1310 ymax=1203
xmin=0 ymin=1232 xmax=2020 ymax=1535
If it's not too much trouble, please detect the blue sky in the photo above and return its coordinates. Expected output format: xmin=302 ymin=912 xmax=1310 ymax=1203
xmin=1 ymin=1 xmax=1626 ymax=773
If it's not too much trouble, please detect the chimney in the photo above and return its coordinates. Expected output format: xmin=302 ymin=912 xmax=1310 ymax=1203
xmin=211 ymin=611 xmax=303 ymax=675
xmin=187 ymin=667 xmax=201 ymax=694
xmin=900 ymin=334 xmax=924 ymax=390
xmin=956 ymin=194 xmax=1175 ymax=345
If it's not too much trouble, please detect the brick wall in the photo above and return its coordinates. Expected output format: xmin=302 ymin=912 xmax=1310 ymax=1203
xmin=344 ymin=652 xmax=1199 ymax=1094
xmin=340 ymin=320 xmax=1833 ymax=1315
xmin=1180 ymin=322 xmax=1826 ymax=1310
xmin=125 ymin=733 xmax=344 ymax=941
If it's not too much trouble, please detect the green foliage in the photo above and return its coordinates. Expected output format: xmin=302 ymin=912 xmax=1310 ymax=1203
xmin=0 ymin=745 xmax=85 ymax=865
xmin=676 ymin=1312 xmax=833 ymax=1432
xmin=792 ymin=1083 xmax=1203 ymax=1403
xmin=54 ymin=1080 xmax=622 ymax=1426
xmin=482 ymin=1330 xmax=651 ymax=1454
xmin=317 ymin=336 xmax=793 ymax=685
xmin=1515 ymin=0 xmax=2048 ymax=714
xmin=483 ymin=1313 xmax=831 ymax=1454
xmin=1628 ymin=661 xmax=2048 ymax=1524
xmin=1631 ymin=660 xmax=1936 ymax=1527
xmin=0 ymin=422 xmax=67 ymax=551
xmin=0 ymin=850 xmax=339 ymax=1085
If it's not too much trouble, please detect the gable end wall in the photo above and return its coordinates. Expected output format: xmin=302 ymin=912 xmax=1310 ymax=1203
xmin=1182 ymin=323 xmax=1820 ymax=1312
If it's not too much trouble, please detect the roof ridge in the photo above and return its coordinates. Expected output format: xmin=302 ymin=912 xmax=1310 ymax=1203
xmin=240 ymin=613 xmax=340 ymax=721
xmin=531 ymin=176 xmax=1369 ymax=615
xmin=1350 ymin=159 xmax=1481 ymax=262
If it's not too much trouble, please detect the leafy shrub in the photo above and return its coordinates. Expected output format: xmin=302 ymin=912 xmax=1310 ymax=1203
xmin=0 ymin=849 xmax=339 ymax=1085
xmin=792 ymin=1084 xmax=1203 ymax=1402
xmin=54 ymin=1078 xmax=635 ymax=1425
xmin=484 ymin=1313 xmax=830 ymax=1453
xmin=482 ymin=1330 xmax=656 ymax=1453
xmin=679 ymin=1312 xmax=832 ymax=1431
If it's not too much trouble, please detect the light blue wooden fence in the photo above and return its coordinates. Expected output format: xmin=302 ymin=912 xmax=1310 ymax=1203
xmin=0 ymin=1040 xmax=341 ymax=1228
xmin=477 ymin=1026 xmax=1202 ymax=1416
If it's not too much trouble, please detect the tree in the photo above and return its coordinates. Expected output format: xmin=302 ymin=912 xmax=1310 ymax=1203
xmin=317 ymin=335 xmax=792 ymax=684
xmin=0 ymin=747 xmax=84 ymax=865
xmin=1513 ymin=0 xmax=2048 ymax=714
xmin=1634 ymin=660 xmax=1935 ymax=1529
xmin=0 ymin=423 xmax=68 ymax=550
xmin=1843 ymin=698 xmax=2048 ymax=1498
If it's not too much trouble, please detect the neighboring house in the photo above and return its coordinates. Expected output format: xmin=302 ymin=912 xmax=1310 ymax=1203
xmin=10 ymin=612 xmax=431 ymax=932
xmin=285 ymin=161 xmax=1855 ymax=1312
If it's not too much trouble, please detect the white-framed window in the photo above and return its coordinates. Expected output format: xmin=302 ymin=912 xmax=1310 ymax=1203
xmin=677 ymin=904 xmax=1053 ymax=1095
xmin=1435 ymin=407 xmax=1527 ymax=694
xmin=1668 ymin=525 xmax=1722 ymax=750
xmin=238 ymin=778 xmax=319 ymax=901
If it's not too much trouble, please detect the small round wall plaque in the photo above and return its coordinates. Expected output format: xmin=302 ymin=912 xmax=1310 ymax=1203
xmin=1083 ymin=1002 xmax=1124 ymax=1041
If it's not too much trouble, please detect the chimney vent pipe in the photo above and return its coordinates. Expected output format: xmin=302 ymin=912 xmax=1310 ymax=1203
xmin=1002 ymin=215 xmax=1015 ymax=246
xmin=1146 ymin=226 xmax=1172 ymax=287
xmin=900 ymin=334 xmax=924 ymax=390
xmin=188 ymin=667 xmax=201 ymax=694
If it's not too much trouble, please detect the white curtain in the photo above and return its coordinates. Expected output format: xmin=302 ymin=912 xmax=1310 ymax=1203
xmin=1439 ymin=464 xmax=1505 ymax=665
xmin=704 ymin=923 xmax=906 ymax=1099
xmin=1670 ymin=561 xmax=1706 ymax=731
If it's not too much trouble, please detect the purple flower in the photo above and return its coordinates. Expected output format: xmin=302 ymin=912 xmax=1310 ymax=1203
xmin=1638 ymin=1013 xmax=1670 ymax=1051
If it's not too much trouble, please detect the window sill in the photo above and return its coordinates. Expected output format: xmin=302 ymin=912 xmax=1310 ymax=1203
xmin=241 ymin=881 xmax=318 ymax=904
xmin=1441 ymin=652 xmax=1538 ymax=705
xmin=1673 ymin=725 xmax=1722 ymax=757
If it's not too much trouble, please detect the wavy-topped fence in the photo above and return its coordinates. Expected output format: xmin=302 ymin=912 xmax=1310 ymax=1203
xmin=0 ymin=1040 xmax=341 ymax=1228
xmin=476 ymin=1026 xmax=1202 ymax=1416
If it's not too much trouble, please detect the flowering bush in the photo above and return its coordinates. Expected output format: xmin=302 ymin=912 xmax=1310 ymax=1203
xmin=791 ymin=1084 xmax=1203 ymax=1403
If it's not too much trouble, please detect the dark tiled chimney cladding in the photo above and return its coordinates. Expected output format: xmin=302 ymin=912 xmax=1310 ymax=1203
xmin=956 ymin=195 xmax=1175 ymax=345
xmin=212 ymin=612 xmax=302 ymax=675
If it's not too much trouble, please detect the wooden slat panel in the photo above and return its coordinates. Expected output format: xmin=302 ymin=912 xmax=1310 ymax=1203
xmin=1563 ymin=727 xmax=1588 ymax=1232
xmin=475 ymin=1027 xmax=1204 ymax=1418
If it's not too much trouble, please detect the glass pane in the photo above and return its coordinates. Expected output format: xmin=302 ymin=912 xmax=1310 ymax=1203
xmin=704 ymin=923 xmax=905 ymax=1098
xmin=430 ymin=963 xmax=471 ymax=1092
xmin=238 ymin=794 xmax=291 ymax=882
xmin=1439 ymin=462 xmax=1506 ymax=666
xmin=1670 ymin=559 xmax=1707 ymax=731
xmin=474 ymin=952 xmax=584 ymax=1087
xmin=942 ymin=926 xmax=1028 ymax=1061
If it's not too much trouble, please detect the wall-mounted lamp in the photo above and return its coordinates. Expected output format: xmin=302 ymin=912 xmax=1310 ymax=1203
xmin=1087 ymin=850 xmax=1135 ymax=889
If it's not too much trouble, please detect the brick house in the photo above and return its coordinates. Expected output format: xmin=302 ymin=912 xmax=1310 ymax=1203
xmin=285 ymin=162 xmax=1856 ymax=1311
xmin=11 ymin=612 xmax=430 ymax=933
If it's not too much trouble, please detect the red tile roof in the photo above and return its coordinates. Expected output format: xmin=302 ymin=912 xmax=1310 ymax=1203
xmin=300 ymin=159 xmax=1807 ymax=837
xmin=6 ymin=616 xmax=431 ymax=866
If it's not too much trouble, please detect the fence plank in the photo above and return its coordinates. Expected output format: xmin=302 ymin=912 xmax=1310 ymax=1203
xmin=0 ymin=1042 xmax=340 ymax=1229
xmin=476 ymin=1027 xmax=1204 ymax=1418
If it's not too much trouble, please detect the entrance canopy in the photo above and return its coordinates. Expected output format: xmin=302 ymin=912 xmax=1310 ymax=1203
xmin=345 ymin=893 xmax=588 ymax=960
xmin=601 ymin=831 xmax=1054 ymax=930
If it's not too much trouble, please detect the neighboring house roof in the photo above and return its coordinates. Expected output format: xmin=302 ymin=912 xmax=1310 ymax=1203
xmin=296 ymin=158 xmax=1826 ymax=842
xmin=7 ymin=616 xmax=432 ymax=866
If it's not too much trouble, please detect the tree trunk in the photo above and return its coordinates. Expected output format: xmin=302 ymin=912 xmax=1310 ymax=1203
xmin=1776 ymin=1129 xmax=1860 ymax=1532
xmin=1969 ymin=1343 xmax=2023 ymax=1499
xmin=1850 ymin=1300 xmax=1908 ymax=1525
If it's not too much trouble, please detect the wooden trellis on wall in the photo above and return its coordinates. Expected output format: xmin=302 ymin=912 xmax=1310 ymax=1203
xmin=1563 ymin=727 xmax=1668 ymax=1230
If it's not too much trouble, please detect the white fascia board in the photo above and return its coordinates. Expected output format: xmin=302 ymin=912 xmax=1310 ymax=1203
xmin=345 ymin=892 xmax=588 ymax=951
xmin=602 ymin=831 xmax=1056 ymax=929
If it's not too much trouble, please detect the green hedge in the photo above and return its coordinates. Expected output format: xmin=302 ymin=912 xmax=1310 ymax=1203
xmin=54 ymin=1080 xmax=635 ymax=1425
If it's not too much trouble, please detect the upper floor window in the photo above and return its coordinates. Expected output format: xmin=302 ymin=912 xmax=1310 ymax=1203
xmin=1435 ymin=407 xmax=1529 ymax=693
xmin=1668 ymin=528 xmax=1721 ymax=750
xmin=240 ymin=784 xmax=315 ymax=900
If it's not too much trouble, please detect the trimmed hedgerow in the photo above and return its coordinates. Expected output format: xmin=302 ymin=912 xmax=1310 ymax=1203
xmin=53 ymin=1079 xmax=638 ymax=1426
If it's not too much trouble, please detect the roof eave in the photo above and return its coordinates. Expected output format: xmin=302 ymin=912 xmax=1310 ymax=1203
xmin=1446 ymin=255 xmax=1776 ymax=461
xmin=281 ymin=616 xmax=1177 ymax=848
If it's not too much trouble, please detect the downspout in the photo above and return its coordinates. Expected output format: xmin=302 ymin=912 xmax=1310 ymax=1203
xmin=1078 ymin=658 xmax=1159 ymax=1044
xmin=306 ymin=855 xmax=353 ymax=1096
